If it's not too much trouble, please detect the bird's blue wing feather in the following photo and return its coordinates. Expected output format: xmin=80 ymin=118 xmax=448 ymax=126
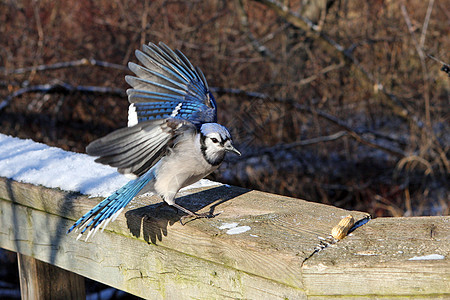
xmin=126 ymin=42 xmax=217 ymax=126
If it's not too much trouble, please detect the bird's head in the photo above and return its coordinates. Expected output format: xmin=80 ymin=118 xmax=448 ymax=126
xmin=200 ymin=123 xmax=241 ymax=166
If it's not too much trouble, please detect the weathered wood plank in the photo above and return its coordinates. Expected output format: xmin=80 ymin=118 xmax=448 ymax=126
xmin=18 ymin=253 xmax=85 ymax=300
xmin=0 ymin=176 xmax=369 ymax=292
xmin=0 ymin=196 xmax=305 ymax=299
xmin=302 ymin=216 xmax=450 ymax=297
xmin=1 ymin=176 xmax=448 ymax=298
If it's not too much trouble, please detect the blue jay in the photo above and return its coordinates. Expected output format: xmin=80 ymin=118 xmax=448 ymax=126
xmin=68 ymin=42 xmax=240 ymax=240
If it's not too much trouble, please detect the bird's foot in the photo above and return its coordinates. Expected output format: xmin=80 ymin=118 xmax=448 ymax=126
xmin=171 ymin=203 xmax=217 ymax=225
xmin=180 ymin=211 xmax=217 ymax=225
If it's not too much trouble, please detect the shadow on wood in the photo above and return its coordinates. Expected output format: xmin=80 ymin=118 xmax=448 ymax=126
xmin=3 ymin=177 xmax=82 ymax=267
xmin=125 ymin=185 xmax=249 ymax=244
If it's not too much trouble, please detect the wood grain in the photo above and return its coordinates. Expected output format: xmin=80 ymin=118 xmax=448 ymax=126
xmin=1 ymin=176 xmax=448 ymax=298
xmin=1 ymin=195 xmax=305 ymax=299
xmin=302 ymin=216 xmax=450 ymax=297
xmin=18 ymin=253 xmax=85 ymax=300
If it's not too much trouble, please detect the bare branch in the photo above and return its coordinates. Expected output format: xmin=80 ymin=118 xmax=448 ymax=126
xmin=0 ymin=82 xmax=125 ymax=111
xmin=32 ymin=0 xmax=44 ymax=62
xmin=1 ymin=58 xmax=128 ymax=76
xmin=235 ymin=0 xmax=276 ymax=60
xmin=401 ymin=5 xmax=426 ymax=62
xmin=213 ymin=85 xmax=406 ymax=157
xmin=236 ymin=131 xmax=348 ymax=160
xmin=211 ymin=61 xmax=345 ymax=98
xmin=296 ymin=62 xmax=345 ymax=86
xmin=213 ymin=86 xmax=407 ymax=146
xmin=294 ymin=104 xmax=406 ymax=158
xmin=427 ymin=54 xmax=450 ymax=76
xmin=252 ymin=0 xmax=412 ymax=121
xmin=251 ymin=0 xmax=448 ymax=171
xmin=210 ymin=86 xmax=272 ymax=100
xmin=420 ymin=0 xmax=435 ymax=48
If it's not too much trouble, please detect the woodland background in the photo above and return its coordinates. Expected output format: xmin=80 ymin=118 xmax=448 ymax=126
xmin=0 ymin=0 xmax=448 ymax=298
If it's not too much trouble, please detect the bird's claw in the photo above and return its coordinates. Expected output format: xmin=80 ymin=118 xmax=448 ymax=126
xmin=179 ymin=212 xmax=219 ymax=225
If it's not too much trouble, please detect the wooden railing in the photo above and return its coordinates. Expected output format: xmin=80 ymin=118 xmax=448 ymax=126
xmin=0 ymin=144 xmax=449 ymax=299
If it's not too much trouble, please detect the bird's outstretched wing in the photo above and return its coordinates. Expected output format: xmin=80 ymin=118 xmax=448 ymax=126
xmin=87 ymin=118 xmax=195 ymax=177
xmin=126 ymin=42 xmax=217 ymax=126
xmin=87 ymin=42 xmax=216 ymax=177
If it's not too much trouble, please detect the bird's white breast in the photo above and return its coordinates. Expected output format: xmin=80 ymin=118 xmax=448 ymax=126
xmin=153 ymin=133 xmax=219 ymax=204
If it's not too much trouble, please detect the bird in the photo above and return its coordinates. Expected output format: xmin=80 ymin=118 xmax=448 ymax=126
xmin=67 ymin=42 xmax=241 ymax=240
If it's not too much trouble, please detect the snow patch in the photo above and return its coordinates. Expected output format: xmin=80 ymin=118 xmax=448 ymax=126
xmin=219 ymin=222 xmax=239 ymax=230
xmin=218 ymin=222 xmax=251 ymax=235
xmin=226 ymin=226 xmax=251 ymax=235
xmin=408 ymin=254 xmax=445 ymax=261
xmin=0 ymin=134 xmax=220 ymax=197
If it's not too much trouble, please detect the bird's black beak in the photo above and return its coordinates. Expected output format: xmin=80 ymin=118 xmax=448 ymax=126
xmin=225 ymin=143 xmax=241 ymax=156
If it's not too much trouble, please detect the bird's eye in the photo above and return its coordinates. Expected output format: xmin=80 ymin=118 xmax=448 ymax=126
xmin=211 ymin=138 xmax=219 ymax=143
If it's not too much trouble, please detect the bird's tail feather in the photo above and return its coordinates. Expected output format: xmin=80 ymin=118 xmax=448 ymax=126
xmin=67 ymin=173 xmax=153 ymax=241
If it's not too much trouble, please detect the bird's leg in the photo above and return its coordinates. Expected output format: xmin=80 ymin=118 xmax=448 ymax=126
xmin=170 ymin=203 xmax=215 ymax=225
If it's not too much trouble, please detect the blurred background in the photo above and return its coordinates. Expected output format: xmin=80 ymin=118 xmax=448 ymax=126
xmin=0 ymin=0 xmax=448 ymax=298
